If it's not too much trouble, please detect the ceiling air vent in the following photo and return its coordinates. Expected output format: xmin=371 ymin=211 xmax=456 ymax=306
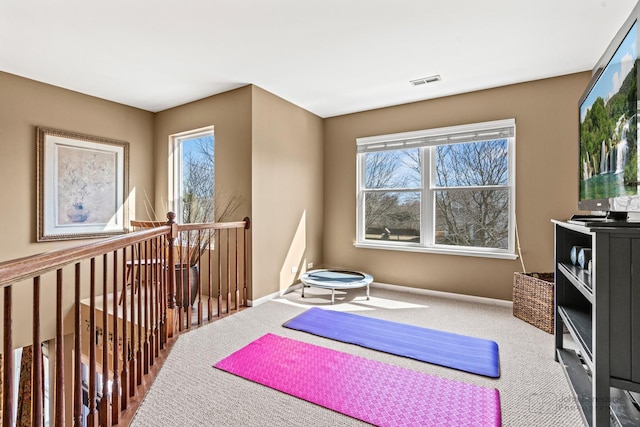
xmin=410 ymin=75 xmax=441 ymax=86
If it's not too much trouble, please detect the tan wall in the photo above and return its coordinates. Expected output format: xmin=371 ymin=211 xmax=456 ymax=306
xmin=0 ymin=71 xmax=154 ymax=347
xmin=152 ymin=85 xmax=324 ymax=301
xmin=323 ymin=73 xmax=591 ymax=301
xmin=152 ymin=86 xmax=253 ymax=302
xmin=152 ymin=86 xmax=253 ymax=224
xmin=0 ymin=68 xmax=591 ymax=344
xmin=251 ymin=86 xmax=324 ymax=299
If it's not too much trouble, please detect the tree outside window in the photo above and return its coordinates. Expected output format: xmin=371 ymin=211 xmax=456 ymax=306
xmin=181 ymin=135 xmax=214 ymax=223
xmin=433 ymin=140 xmax=509 ymax=249
xmin=170 ymin=127 xmax=215 ymax=224
xmin=356 ymin=120 xmax=515 ymax=258
xmin=363 ymin=149 xmax=420 ymax=242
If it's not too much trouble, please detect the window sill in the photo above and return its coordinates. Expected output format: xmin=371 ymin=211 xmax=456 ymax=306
xmin=353 ymin=242 xmax=518 ymax=260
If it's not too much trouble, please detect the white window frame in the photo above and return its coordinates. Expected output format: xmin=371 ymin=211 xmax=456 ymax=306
xmin=355 ymin=119 xmax=516 ymax=259
xmin=168 ymin=125 xmax=214 ymax=223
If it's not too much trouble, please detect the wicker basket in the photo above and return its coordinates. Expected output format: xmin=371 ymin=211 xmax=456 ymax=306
xmin=513 ymin=272 xmax=555 ymax=334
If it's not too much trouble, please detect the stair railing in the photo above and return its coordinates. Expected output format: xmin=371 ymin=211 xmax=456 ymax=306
xmin=0 ymin=213 xmax=250 ymax=427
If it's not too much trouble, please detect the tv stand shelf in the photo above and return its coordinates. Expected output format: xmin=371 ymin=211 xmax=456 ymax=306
xmin=557 ymin=262 xmax=593 ymax=299
xmin=557 ymin=306 xmax=592 ymax=361
xmin=553 ymin=220 xmax=640 ymax=426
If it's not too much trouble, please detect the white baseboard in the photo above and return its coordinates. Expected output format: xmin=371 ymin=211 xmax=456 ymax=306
xmin=371 ymin=282 xmax=513 ymax=308
xmin=247 ymin=284 xmax=302 ymax=307
xmin=248 ymin=281 xmax=512 ymax=308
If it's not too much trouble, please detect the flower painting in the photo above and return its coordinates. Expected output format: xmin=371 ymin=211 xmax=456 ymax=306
xmin=57 ymin=145 xmax=117 ymax=225
xmin=37 ymin=127 xmax=129 ymax=241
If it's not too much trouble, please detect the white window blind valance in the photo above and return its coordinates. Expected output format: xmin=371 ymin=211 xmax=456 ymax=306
xmin=356 ymin=118 xmax=515 ymax=153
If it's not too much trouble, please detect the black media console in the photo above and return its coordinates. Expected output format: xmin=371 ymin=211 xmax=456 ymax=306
xmin=553 ymin=220 xmax=640 ymax=426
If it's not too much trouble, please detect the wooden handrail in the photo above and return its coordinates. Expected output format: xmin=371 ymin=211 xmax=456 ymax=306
xmin=0 ymin=227 xmax=170 ymax=288
xmin=176 ymin=220 xmax=249 ymax=232
xmin=0 ymin=214 xmax=250 ymax=427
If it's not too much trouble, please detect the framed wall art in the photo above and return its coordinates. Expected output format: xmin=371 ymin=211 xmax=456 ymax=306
xmin=36 ymin=127 xmax=130 ymax=241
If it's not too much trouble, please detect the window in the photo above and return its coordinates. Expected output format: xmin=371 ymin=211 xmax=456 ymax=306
xmin=356 ymin=119 xmax=516 ymax=259
xmin=169 ymin=126 xmax=215 ymax=224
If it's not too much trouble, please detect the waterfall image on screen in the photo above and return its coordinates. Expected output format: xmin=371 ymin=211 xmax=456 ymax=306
xmin=580 ymin=22 xmax=638 ymax=202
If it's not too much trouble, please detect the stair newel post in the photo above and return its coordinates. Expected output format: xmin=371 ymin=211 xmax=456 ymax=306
xmin=166 ymin=212 xmax=178 ymax=338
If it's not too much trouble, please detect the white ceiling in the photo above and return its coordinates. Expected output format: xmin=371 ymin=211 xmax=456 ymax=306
xmin=1 ymin=0 xmax=638 ymax=118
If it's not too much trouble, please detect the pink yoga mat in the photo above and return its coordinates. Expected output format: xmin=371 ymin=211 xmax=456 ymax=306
xmin=214 ymin=333 xmax=501 ymax=426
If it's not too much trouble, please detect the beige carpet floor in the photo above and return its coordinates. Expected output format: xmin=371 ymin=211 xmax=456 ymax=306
xmin=130 ymin=285 xmax=584 ymax=426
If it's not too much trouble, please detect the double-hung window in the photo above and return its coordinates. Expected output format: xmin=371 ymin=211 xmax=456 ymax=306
xmin=169 ymin=126 xmax=215 ymax=224
xmin=356 ymin=119 xmax=516 ymax=259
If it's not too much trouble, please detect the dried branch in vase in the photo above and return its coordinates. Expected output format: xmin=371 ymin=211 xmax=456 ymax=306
xmin=142 ymin=189 xmax=243 ymax=267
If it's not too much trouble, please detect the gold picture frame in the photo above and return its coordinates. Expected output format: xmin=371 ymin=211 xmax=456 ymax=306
xmin=36 ymin=127 xmax=129 ymax=241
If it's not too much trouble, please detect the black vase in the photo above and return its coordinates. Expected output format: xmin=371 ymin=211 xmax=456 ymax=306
xmin=174 ymin=264 xmax=199 ymax=308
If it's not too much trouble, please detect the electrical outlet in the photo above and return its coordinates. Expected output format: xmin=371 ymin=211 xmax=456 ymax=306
xmin=307 ymin=262 xmax=314 ymax=269
xmin=291 ymin=266 xmax=298 ymax=274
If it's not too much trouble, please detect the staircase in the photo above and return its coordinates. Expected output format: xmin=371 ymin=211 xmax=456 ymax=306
xmin=0 ymin=214 xmax=250 ymax=427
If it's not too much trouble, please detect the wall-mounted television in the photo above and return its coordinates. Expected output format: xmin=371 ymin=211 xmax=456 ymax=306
xmin=578 ymin=6 xmax=640 ymax=222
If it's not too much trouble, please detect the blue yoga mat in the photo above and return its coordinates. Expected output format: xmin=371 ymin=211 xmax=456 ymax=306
xmin=283 ymin=307 xmax=500 ymax=378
